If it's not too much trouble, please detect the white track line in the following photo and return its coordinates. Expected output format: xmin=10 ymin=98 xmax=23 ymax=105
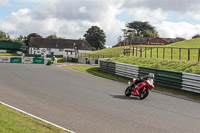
xmin=0 ymin=101 xmax=75 ymax=133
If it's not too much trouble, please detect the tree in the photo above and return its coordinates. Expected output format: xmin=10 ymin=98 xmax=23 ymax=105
xmin=14 ymin=35 xmax=25 ymax=46
xmin=0 ymin=30 xmax=11 ymax=40
xmin=46 ymin=34 xmax=65 ymax=39
xmin=125 ymin=21 xmax=158 ymax=37
xmin=84 ymin=26 xmax=106 ymax=50
xmin=24 ymin=33 xmax=42 ymax=46
xmin=192 ymin=34 xmax=200 ymax=39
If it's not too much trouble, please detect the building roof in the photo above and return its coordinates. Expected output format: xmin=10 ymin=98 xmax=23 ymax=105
xmin=162 ymin=38 xmax=185 ymax=44
xmin=130 ymin=36 xmax=154 ymax=44
xmin=29 ymin=37 xmax=93 ymax=51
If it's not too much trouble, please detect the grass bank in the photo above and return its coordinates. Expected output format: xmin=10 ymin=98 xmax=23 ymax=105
xmin=0 ymin=53 xmax=20 ymax=56
xmin=0 ymin=103 xmax=70 ymax=133
xmin=108 ymin=57 xmax=200 ymax=74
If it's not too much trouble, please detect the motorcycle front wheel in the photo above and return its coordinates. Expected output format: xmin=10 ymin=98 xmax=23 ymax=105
xmin=125 ymin=86 xmax=131 ymax=97
xmin=139 ymin=87 xmax=149 ymax=100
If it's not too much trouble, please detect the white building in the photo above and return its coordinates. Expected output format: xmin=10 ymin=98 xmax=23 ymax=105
xmin=29 ymin=37 xmax=93 ymax=57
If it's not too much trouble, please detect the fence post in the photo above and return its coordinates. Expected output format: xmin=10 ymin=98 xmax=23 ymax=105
xmin=140 ymin=47 xmax=142 ymax=57
xmin=179 ymin=48 xmax=181 ymax=60
xmin=198 ymin=49 xmax=200 ymax=62
xmin=157 ymin=47 xmax=158 ymax=58
xmin=123 ymin=48 xmax=126 ymax=56
xmin=136 ymin=47 xmax=138 ymax=57
xmin=171 ymin=48 xmax=173 ymax=60
xmin=145 ymin=47 xmax=147 ymax=58
xmin=150 ymin=47 xmax=152 ymax=58
xmin=163 ymin=48 xmax=165 ymax=59
xmin=188 ymin=49 xmax=190 ymax=61
xmin=133 ymin=47 xmax=134 ymax=56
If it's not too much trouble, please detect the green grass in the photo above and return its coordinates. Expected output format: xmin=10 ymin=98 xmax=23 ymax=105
xmin=81 ymin=38 xmax=200 ymax=61
xmin=65 ymin=65 xmax=129 ymax=83
xmin=0 ymin=53 xmax=20 ymax=56
xmin=0 ymin=104 xmax=70 ymax=133
xmin=64 ymin=65 xmax=200 ymax=101
xmin=108 ymin=57 xmax=200 ymax=74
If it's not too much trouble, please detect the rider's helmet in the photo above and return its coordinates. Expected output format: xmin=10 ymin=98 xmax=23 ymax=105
xmin=147 ymin=73 xmax=154 ymax=79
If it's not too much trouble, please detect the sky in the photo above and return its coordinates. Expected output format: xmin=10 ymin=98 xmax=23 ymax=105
xmin=0 ymin=0 xmax=200 ymax=47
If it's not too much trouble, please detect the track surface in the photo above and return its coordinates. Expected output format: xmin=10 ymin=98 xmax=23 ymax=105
xmin=0 ymin=63 xmax=200 ymax=133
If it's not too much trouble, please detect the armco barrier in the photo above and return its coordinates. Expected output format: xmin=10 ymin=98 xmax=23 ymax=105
xmin=33 ymin=58 xmax=44 ymax=64
xmin=182 ymin=73 xmax=200 ymax=93
xmin=100 ymin=61 xmax=200 ymax=94
xmin=23 ymin=57 xmax=33 ymax=64
xmin=0 ymin=56 xmax=10 ymax=63
xmin=10 ymin=57 xmax=22 ymax=63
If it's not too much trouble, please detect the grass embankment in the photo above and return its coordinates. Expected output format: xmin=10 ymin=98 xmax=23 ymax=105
xmin=0 ymin=104 xmax=70 ymax=133
xmin=64 ymin=64 xmax=200 ymax=101
xmin=0 ymin=53 xmax=20 ymax=56
xmin=108 ymin=57 xmax=200 ymax=74
xmin=86 ymin=38 xmax=200 ymax=74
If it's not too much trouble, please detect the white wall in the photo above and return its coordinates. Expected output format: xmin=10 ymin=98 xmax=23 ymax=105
xmin=29 ymin=47 xmax=92 ymax=57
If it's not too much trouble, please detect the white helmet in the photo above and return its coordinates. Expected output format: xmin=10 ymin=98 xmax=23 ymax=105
xmin=148 ymin=73 xmax=154 ymax=79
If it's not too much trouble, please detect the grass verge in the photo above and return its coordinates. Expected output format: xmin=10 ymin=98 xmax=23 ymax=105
xmin=108 ymin=57 xmax=200 ymax=74
xmin=0 ymin=53 xmax=20 ymax=56
xmin=0 ymin=103 xmax=70 ymax=133
xmin=64 ymin=64 xmax=200 ymax=101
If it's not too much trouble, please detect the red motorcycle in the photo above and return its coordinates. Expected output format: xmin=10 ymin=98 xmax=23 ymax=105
xmin=125 ymin=73 xmax=155 ymax=100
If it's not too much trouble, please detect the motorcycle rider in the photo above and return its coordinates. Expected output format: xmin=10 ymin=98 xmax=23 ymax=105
xmin=133 ymin=73 xmax=154 ymax=88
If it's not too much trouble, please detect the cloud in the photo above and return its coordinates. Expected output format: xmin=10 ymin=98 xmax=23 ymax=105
xmin=155 ymin=22 xmax=200 ymax=39
xmin=1 ymin=0 xmax=200 ymax=47
xmin=0 ymin=0 xmax=9 ymax=5
xmin=0 ymin=0 xmax=125 ymax=46
xmin=127 ymin=7 xmax=168 ymax=23
xmin=123 ymin=0 xmax=200 ymax=20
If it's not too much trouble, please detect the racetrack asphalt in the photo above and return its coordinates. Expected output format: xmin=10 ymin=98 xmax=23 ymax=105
xmin=0 ymin=63 xmax=200 ymax=133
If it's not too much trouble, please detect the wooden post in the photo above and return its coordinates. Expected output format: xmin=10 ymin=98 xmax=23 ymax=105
xmin=171 ymin=48 xmax=173 ymax=60
xmin=157 ymin=47 xmax=158 ymax=58
xmin=163 ymin=48 xmax=165 ymax=59
xmin=136 ymin=47 xmax=138 ymax=57
xmin=145 ymin=47 xmax=147 ymax=58
xmin=140 ymin=47 xmax=142 ymax=57
xmin=179 ymin=48 xmax=181 ymax=60
xmin=133 ymin=47 xmax=134 ymax=56
xmin=123 ymin=48 xmax=126 ymax=56
xmin=93 ymin=54 xmax=94 ymax=59
xmin=151 ymin=47 xmax=152 ymax=58
xmin=198 ymin=49 xmax=200 ymax=62
xmin=188 ymin=49 xmax=190 ymax=61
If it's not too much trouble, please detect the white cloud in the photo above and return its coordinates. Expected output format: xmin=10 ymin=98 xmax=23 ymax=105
xmin=127 ymin=8 xmax=168 ymax=23
xmin=1 ymin=0 xmax=200 ymax=47
xmin=0 ymin=0 xmax=9 ymax=5
xmin=0 ymin=0 xmax=125 ymax=46
xmin=155 ymin=22 xmax=200 ymax=39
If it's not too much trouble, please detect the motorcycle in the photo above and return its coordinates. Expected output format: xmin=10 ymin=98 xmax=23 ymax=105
xmin=125 ymin=77 xmax=154 ymax=100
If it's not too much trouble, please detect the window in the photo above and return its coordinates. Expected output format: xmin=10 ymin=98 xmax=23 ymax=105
xmin=47 ymin=48 xmax=51 ymax=51
xmin=156 ymin=40 xmax=159 ymax=43
xmin=33 ymin=48 xmax=39 ymax=50
xmin=59 ymin=49 xmax=63 ymax=52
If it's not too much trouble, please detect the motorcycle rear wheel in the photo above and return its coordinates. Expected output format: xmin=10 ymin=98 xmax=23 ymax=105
xmin=125 ymin=86 xmax=131 ymax=97
xmin=139 ymin=87 xmax=149 ymax=100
